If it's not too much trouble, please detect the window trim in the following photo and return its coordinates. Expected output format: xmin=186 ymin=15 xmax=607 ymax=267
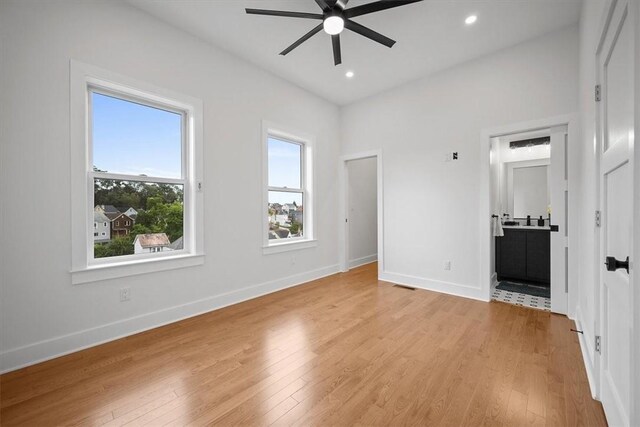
xmin=70 ymin=60 xmax=204 ymax=284
xmin=262 ymin=121 xmax=316 ymax=254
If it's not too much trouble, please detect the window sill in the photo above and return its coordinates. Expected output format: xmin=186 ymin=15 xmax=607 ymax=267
xmin=71 ymin=253 xmax=205 ymax=285
xmin=262 ymin=239 xmax=317 ymax=255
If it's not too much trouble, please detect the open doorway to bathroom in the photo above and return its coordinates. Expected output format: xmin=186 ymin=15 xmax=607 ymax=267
xmin=489 ymin=125 xmax=568 ymax=313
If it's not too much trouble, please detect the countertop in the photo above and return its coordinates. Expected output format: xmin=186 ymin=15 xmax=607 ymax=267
xmin=502 ymin=225 xmax=551 ymax=230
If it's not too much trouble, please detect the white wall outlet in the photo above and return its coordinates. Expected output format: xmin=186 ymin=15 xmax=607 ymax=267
xmin=120 ymin=287 xmax=131 ymax=302
xmin=444 ymin=261 xmax=451 ymax=271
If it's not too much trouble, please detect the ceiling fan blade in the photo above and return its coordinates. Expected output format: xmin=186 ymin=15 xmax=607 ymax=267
xmin=332 ymin=34 xmax=342 ymax=65
xmin=245 ymin=8 xmax=323 ymax=20
xmin=280 ymin=23 xmax=324 ymax=56
xmin=315 ymin=0 xmax=330 ymax=11
xmin=344 ymin=19 xmax=395 ymax=48
xmin=344 ymin=0 xmax=422 ymax=19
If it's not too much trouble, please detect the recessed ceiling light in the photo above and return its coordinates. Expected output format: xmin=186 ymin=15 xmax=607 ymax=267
xmin=465 ymin=15 xmax=477 ymax=25
xmin=345 ymin=71 xmax=354 ymax=78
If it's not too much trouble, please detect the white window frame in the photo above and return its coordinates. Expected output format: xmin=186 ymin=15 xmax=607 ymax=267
xmin=262 ymin=121 xmax=316 ymax=254
xmin=70 ymin=61 xmax=204 ymax=284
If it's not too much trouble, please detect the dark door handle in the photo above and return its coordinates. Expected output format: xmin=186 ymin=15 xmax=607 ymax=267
xmin=605 ymin=256 xmax=629 ymax=273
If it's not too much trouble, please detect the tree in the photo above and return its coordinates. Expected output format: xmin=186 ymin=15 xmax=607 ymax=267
xmin=133 ymin=198 xmax=183 ymax=242
xmin=94 ymin=236 xmax=134 ymax=258
xmin=94 ymin=180 xmax=183 ymax=210
xmin=290 ymin=221 xmax=301 ymax=235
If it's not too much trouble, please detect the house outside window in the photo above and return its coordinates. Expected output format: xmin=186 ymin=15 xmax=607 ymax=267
xmin=262 ymin=121 xmax=315 ymax=254
xmin=70 ymin=61 xmax=204 ymax=284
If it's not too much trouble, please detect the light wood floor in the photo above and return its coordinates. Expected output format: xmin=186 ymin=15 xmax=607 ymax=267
xmin=1 ymin=263 xmax=606 ymax=426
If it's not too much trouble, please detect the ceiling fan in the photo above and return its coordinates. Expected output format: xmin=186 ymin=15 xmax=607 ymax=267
xmin=246 ymin=0 xmax=423 ymax=66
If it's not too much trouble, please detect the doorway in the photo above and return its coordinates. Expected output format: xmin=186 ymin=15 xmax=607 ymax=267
xmin=490 ymin=129 xmax=554 ymax=311
xmin=346 ymin=157 xmax=378 ymax=269
xmin=339 ymin=151 xmax=384 ymax=275
xmin=481 ymin=116 xmax=576 ymax=315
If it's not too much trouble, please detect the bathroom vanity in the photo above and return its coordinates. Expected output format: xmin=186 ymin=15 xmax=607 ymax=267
xmin=495 ymin=226 xmax=550 ymax=285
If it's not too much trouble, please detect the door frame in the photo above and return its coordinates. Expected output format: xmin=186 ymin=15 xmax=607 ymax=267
xmin=338 ymin=150 xmax=384 ymax=276
xmin=595 ymin=0 xmax=640 ymax=423
xmin=480 ymin=114 xmax=579 ymax=314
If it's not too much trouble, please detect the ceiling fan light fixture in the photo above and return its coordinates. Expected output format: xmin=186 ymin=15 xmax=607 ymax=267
xmin=323 ymin=15 xmax=344 ymax=35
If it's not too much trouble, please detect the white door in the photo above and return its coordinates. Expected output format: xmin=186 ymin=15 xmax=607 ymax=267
xmin=597 ymin=0 xmax=635 ymax=425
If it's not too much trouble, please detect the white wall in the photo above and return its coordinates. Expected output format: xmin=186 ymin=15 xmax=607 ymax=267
xmin=341 ymin=26 xmax=579 ymax=300
xmin=0 ymin=0 xmax=341 ymax=372
xmin=347 ymin=157 xmax=378 ymax=268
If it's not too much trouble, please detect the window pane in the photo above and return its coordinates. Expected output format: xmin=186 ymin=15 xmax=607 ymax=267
xmin=93 ymin=179 xmax=184 ymax=258
xmin=268 ymin=137 xmax=301 ymax=189
xmin=268 ymin=191 xmax=303 ymax=240
xmin=91 ymin=92 xmax=182 ymax=179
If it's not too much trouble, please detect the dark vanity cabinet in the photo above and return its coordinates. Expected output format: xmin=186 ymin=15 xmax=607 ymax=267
xmin=496 ymin=228 xmax=550 ymax=285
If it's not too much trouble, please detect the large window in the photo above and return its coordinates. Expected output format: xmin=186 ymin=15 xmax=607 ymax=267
xmin=263 ymin=122 xmax=315 ymax=253
xmin=70 ymin=61 xmax=203 ymax=284
xmin=90 ymin=91 xmax=185 ymax=260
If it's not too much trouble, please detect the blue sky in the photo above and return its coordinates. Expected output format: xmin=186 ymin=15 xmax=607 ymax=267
xmin=92 ymin=93 xmax=303 ymax=206
xmin=268 ymin=137 xmax=303 ymax=205
xmin=92 ymin=92 xmax=182 ymax=179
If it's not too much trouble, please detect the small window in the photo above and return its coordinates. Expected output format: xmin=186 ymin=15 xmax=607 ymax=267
xmin=101 ymin=232 xmax=106 ymax=236
xmin=267 ymin=137 xmax=304 ymax=241
xmin=94 ymin=232 xmax=99 ymax=237
xmin=103 ymin=222 xmax=107 ymax=227
xmin=262 ymin=122 xmax=314 ymax=253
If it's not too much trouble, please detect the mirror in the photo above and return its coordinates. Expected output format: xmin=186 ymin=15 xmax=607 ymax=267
xmin=512 ymin=165 xmax=549 ymax=218
xmin=491 ymin=133 xmax=551 ymax=221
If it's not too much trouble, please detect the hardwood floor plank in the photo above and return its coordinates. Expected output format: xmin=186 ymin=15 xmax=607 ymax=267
xmin=0 ymin=263 xmax=606 ymax=426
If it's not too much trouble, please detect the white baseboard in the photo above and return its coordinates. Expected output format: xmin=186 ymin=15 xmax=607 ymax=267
xmin=379 ymin=271 xmax=489 ymax=302
xmin=574 ymin=306 xmax=599 ymax=399
xmin=0 ymin=264 xmax=340 ymax=374
xmin=348 ymin=254 xmax=377 ymax=269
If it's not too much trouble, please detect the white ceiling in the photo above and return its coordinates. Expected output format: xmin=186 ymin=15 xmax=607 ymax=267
xmin=128 ymin=0 xmax=582 ymax=105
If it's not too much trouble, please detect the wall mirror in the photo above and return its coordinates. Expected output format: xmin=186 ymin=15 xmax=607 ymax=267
xmin=506 ymin=159 xmax=550 ymax=219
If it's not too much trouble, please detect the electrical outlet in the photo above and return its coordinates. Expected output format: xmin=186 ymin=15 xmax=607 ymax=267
xmin=120 ymin=287 xmax=131 ymax=302
xmin=452 ymin=152 xmax=458 ymax=160
xmin=444 ymin=261 xmax=451 ymax=271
